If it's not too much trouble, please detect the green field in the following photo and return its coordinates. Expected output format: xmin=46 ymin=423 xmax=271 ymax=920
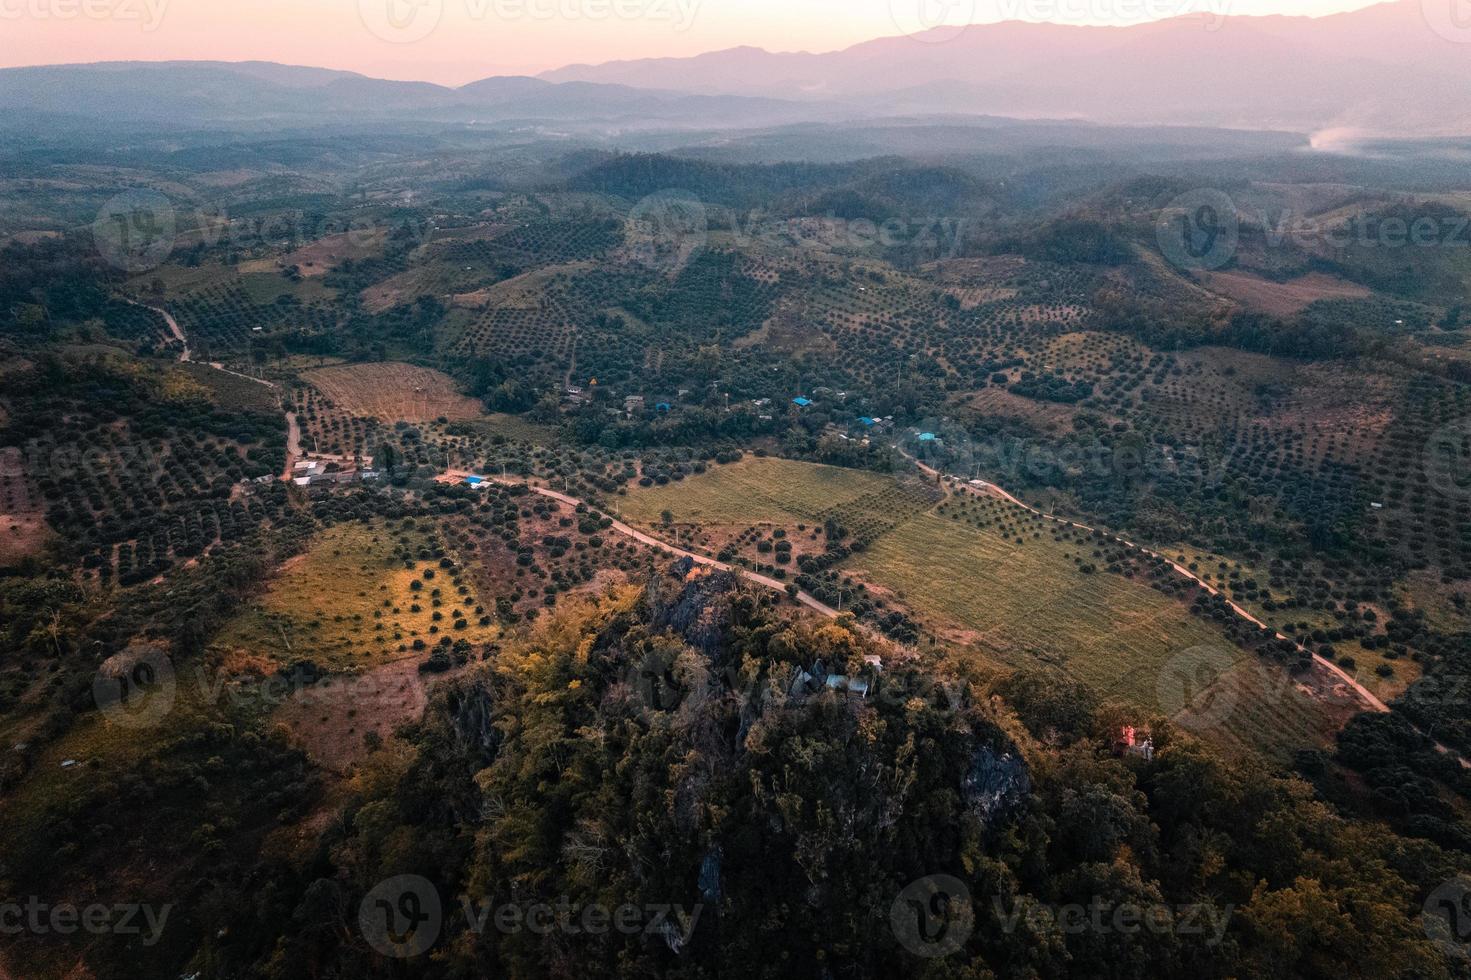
xmin=850 ymin=511 xmax=1244 ymax=709
xmin=619 ymin=456 xmax=895 ymax=526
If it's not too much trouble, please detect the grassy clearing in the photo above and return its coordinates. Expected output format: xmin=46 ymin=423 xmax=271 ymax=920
xmin=215 ymin=520 xmax=498 ymax=673
xmin=465 ymin=413 xmax=561 ymax=446
xmin=850 ymin=511 xmax=1243 ymax=711
xmin=619 ymin=456 xmax=894 ymax=527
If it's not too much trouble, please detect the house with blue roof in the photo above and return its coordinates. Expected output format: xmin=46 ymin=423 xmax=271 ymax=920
xmin=918 ymin=432 xmax=938 ymax=442
xmin=792 ymin=397 xmax=813 ymax=408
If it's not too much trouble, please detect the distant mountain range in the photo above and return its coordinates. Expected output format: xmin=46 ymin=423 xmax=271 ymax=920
xmin=4 ymin=0 xmax=1469 ymax=138
xmin=541 ymin=0 xmax=1471 ymax=137
xmin=0 ymin=61 xmax=840 ymax=134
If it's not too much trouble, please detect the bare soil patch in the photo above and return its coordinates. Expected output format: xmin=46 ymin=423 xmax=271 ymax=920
xmin=0 ymin=446 xmax=49 ymax=565
xmin=272 ymin=658 xmax=441 ymax=774
xmin=1201 ymin=270 xmax=1371 ymax=317
xmin=303 ymin=362 xmax=484 ymax=423
xmin=281 ymin=229 xmax=387 ymax=278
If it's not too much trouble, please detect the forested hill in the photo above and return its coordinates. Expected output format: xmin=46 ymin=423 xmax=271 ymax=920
xmin=222 ymin=565 xmax=1449 ymax=978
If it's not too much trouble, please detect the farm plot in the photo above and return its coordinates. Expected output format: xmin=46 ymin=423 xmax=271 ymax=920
xmin=618 ymin=456 xmax=896 ymax=527
xmin=302 ymin=362 xmax=484 ymax=423
xmin=1200 ymin=270 xmax=1371 ymax=317
xmin=278 ymin=228 xmax=387 ymax=278
xmin=848 ymin=510 xmax=1245 ymax=710
xmin=215 ymin=520 xmax=500 ymax=673
xmin=291 ymin=384 xmax=379 ymax=458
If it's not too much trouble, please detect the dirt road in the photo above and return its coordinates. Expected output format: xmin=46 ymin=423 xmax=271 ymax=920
xmin=130 ymin=299 xmax=277 ymax=389
xmin=439 ymin=473 xmax=843 ymax=620
xmin=129 ymin=299 xmax=291 ymax=483
xmin=282 ymin=411 xmax=302 ymax=481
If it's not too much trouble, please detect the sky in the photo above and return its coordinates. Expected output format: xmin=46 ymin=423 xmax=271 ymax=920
xmin=0 ymin=0 xmax=1394 ymax=86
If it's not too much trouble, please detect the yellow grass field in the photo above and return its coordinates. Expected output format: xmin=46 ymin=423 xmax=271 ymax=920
xmin=215 ymin=520 xmax=499 ymax=672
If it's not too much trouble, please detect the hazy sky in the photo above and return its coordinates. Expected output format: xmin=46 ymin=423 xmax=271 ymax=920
xmin=2 ymin=0 xmax=1393 ymax=85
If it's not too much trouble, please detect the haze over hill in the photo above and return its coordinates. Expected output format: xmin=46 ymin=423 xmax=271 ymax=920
xmin=2 ymin=1 xmax=1467 ymax=139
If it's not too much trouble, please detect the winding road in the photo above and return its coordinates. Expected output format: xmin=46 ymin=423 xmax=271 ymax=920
xmin=438 ymin=472 xmax=844 ymax=621
xmin=129 ymin=299 xmax=296 ymax=477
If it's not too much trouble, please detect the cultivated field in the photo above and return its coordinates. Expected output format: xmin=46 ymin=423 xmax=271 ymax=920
xmin=849 ymin=510 xmax=1242 ymax=709
xmin=302 ymin=362 xmax=485 ymax=423
xmin=618 ymin=456 xmax=895 ymax=526
xmin=1182 ymin=657 xmax=1360 ymax=763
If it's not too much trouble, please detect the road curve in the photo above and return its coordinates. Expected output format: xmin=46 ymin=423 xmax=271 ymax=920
xmin=438 ymin=473 xmax=843 ymax=620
